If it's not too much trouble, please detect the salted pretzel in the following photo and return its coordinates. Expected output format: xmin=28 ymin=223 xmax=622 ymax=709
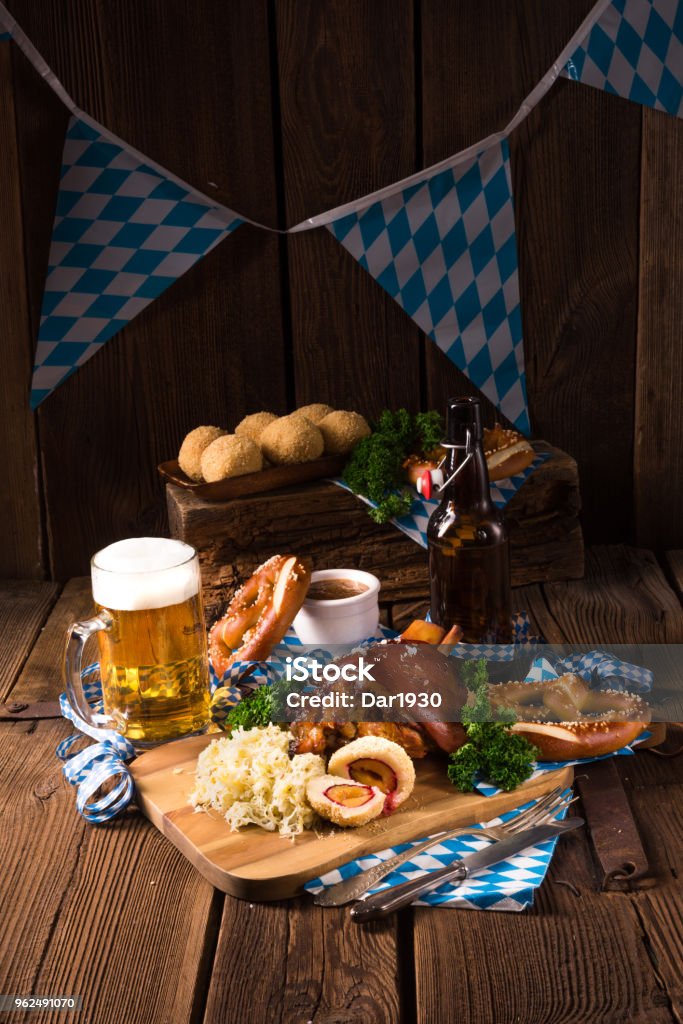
xmin=208 ymin=555 xmax=311 ymax=678
xmin=488 ymin=673 xmax=651 ymax=761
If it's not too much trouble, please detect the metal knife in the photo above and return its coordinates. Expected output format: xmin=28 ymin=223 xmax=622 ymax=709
xmin=350 ymin=817 xmax=584 ymax=922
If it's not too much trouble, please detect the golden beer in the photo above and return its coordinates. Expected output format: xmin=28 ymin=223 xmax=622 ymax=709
xmin=95 ymin=592 xmax=210 ymax=744
xmin=65 ymin=537 xmax=211 ymax=747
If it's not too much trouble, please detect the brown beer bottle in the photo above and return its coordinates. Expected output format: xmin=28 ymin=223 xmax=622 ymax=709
xmin=427 ymin=397 xmax=512 ymax=642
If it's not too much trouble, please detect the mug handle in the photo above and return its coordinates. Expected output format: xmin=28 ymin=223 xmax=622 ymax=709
xmin=64 ymin=611 xmax=113 ymax=730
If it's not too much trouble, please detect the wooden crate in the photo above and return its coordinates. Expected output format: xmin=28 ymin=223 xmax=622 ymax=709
xmin=167 ymin=442 xmax=583 ymax=622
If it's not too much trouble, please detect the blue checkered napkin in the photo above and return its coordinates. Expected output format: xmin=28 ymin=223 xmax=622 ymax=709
xmin=563 ymin=0 xmax=683 ymax=117
xmin=330 ymin=450 xmax=550 ymax=550
xmin=30 ymin=115 xmax=243 ymax=408
xmin=327 ymin=140 xmax=529 ymax=433
xmin=305 ymin=792 xmax=570 ymax=911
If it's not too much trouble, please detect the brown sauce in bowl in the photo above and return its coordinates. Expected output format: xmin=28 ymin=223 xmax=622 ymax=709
xmin=307 ymin=579 xmax=369 ymax=601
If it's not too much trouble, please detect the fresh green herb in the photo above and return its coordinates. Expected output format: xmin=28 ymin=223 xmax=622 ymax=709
xmin=447 ymin=723 xmax=539 ymax=793
xmin=414 ymin=410 xmax=444 ymax=454
xmin=461 ymin=659 xmax=515 ymax=726
xmin=343 ymin=408 xmax=444 ymax=523
xmin=225 ymin=684 xmax=274 ymax=731
xmin=368 ymin=491 xmax=413 ymax=523
xmin=448 ymin=659 xmax=538 ymax=791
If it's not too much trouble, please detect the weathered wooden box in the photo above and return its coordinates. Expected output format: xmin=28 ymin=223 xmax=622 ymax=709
xmin=167 ymin=442 xmax=583 ymax=622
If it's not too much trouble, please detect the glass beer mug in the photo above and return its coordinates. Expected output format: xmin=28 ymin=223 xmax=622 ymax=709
xmin=65 ymin=537 xmax=211 ymax=746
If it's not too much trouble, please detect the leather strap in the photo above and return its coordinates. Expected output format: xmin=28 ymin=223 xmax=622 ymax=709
xmin=574 ymin=757 xmax=650 ymax=891
xmin=0 ymin=700 xmax=62 ymax=720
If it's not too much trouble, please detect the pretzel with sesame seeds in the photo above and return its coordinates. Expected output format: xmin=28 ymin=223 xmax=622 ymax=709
xmin=488 ymin=673 xmax=650 ymax=761
xmin=208 ymin=555 xmax=311 ymax=678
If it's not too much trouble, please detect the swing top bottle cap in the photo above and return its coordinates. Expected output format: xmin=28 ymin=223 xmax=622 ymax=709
xmin=447 ymin=396 xmax=482 ymax=443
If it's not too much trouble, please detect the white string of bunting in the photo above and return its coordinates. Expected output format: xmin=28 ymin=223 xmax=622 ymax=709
xmin=0 ymin=0 xmax=681 ymax=429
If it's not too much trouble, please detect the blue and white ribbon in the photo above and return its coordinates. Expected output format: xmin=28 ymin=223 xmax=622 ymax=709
xmin=57 ymin=666 xmax=136 ymax=824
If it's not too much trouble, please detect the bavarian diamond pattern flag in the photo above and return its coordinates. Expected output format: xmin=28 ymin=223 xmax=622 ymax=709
xmin=30 ymin=116 xmax=243 ymax=408
xmin=327 ymin=140 xmax=528 ymax=434
xmin=563 ymin=0 xmax=683 ymax=116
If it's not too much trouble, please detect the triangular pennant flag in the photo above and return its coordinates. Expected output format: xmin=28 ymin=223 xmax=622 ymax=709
xmin=30 ymin=116 xmax=243 ymax=408
xmin=327 ymin=141 xmax=529 ymax=433
xmin=0 ymin=3 xmax=11 ymax=39
xmin=563 ymin=0 xmax=683 ymax=117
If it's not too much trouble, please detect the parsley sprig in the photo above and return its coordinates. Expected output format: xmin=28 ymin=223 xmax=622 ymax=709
xmin=448 ymin=660 xmax=538 ymax=792
xmin=342 ymin=409 xmax=444 ymax=523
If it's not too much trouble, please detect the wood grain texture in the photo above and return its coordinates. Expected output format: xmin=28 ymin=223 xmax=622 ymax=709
xmin=11 ymin=576 xmax=92 ymax=702
xmin=8 ymin=0 xmax=287 ymax=579
xmin=276 ymin=0 xmax=422 ymax=417
xmin=206 ymin=896 xmax=401 ymax=1024
xmin=0 ymin=580 xmax=59 ymax=700
xmin=131 ymin=734 xmax=571 ymax=900
xmin=542 ymin=546 xmax=683 ymax=644
xmin=0 ymin=43 xmax=44 ymax=578
xmin=513 ymin=17 xmax=642 ymax=542
xmin=664 ymin=551 xmax=683 ymax=604
xmin=635 ymin=109 xmax=683 ymax=550
xmin=414 ymin=816 xmax=673 ymax=1024
xmin=0 ymin=720 xmax=218 ymax=1024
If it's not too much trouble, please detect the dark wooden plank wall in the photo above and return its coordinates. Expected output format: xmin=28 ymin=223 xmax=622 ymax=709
xmin=0 ymin=0 xmax=681 ymax=580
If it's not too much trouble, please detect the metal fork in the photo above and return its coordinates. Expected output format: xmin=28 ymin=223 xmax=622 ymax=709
xmin=312 ymin=785 xmax=575 ymax=907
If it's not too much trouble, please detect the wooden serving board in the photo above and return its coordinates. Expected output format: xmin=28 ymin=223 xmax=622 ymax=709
xmin=131 ymin=735 xmax=573 ymax=901
xmin=158 ymin=454 xmax=346 ymax=501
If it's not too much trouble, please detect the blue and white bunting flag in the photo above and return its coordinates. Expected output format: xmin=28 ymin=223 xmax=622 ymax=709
xmin=563 ymin=0 xmax=683 ymax=116
xmin=327 ymin=141 xmax=529 ymax=434
xmin=30 ymin=116 xmax=243 ymax=408
xmin=0 ymin=2 xmax=11 ymax=39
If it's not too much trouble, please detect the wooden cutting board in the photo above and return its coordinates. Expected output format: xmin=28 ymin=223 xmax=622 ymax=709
xmin=130 ymin=735 xmax=573 ymax=901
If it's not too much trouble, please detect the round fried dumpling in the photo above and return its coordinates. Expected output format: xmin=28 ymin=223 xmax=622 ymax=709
xmin=178 ymin=425 xmax=227 ymax=482
xmin=306 ymin=774 xmax=385 ymax=827
xmin=328 ymin=736 xmax=415 ymax=814
xmin=235 ymin=411 xmax=278 ymax=444
xmin=200 ymin=434 xmax=262 ymax=482
xmin=260 ymin=413 xmax=324 ymax=465
xmin=292 ymin=403 xmax=334 ymax=425
xmin=318 ymin=410 xmax=371 ymax=455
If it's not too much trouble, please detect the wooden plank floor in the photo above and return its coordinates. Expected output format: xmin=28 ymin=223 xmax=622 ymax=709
xmin=1 ymin=546 xmax=683 ymax=1023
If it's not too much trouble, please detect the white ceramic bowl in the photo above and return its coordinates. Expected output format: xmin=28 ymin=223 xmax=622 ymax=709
xmin=293 ymin=568 xmax=381 ymax=645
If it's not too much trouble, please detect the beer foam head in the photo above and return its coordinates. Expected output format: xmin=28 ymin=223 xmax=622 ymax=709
xmin=92 ymin=538 xmax=199 ymax=611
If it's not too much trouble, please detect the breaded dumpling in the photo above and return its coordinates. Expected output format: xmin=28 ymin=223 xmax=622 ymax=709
xmin=260 ymin=414 xmax=324 ymax=465
xmin=318 ymin=410 xmax=371 ymax=456
xmin=235 ymin=411 xmax=278 ymax=444
xmin=179 ymin=425 xmax=227 ymax=481
xmin=292 ymin=403 xmax=334 ymax=425
xmin=200 ymin=434 xmax=262 ymax=482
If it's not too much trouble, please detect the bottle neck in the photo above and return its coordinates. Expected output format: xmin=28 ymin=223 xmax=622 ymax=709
xmin=441 ymin=440 xmax=492 ymax=513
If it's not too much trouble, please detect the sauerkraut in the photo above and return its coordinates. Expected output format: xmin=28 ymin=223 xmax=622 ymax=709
xmin=190 ymin=725 xmax=325 ymax=837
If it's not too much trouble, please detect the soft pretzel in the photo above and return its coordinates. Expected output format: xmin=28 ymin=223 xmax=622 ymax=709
xmin=488 ymin=674 xmax=650 ymax=761
xmin=209 ymin=555 xmax=311 ymax=678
